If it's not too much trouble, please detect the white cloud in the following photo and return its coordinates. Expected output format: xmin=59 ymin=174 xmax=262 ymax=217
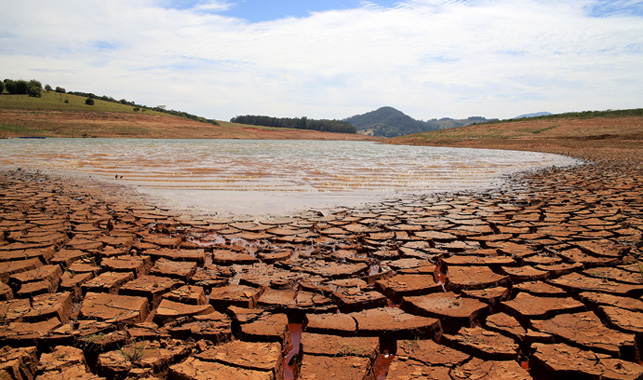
xmin=0 ymin=0 xmax=641 ymax=120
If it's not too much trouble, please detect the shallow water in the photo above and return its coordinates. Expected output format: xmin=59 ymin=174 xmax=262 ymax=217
xmin=0 ymin=138 xmax=579 ymax=216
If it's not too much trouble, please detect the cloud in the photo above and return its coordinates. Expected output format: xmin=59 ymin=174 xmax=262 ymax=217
xmin=0 ymin=0 xmax=641 ymax=120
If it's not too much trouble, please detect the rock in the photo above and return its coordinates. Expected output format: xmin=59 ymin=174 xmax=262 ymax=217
xmin=531 ymin=342 xmax=643 ymax=380
xmin=149 ymin=258 xmax=197 ymax=281
xmin=299 ymin=355 xmax=373 ymax=380
xmin=100 ymin=255 xmax=152 ymax=278
xmin=501 ymin=293 xmax=585 ymax=322
xmin=532 ymin=311 xmax=637 ymax=359
xmin=375 ymin=274 xmax=441 ymax=304
xmin=239 ymin=313 xmax=291 ymax=349
xmin=396 ymin=339 xmax=469 ymax=367
xmin=196 ymin=340 xmax=283 ymax=379
xmin=578 ymin=291 xmax=643 ymax=312
xmin=485 ymin=312 xmax=527 ymax=341
xmin=387 ymin=359 xmax=452 ymax=380
xmin=350 ymin=307 xmax=442 ymax=340
xmin=24 ymin=291 xmax=72 ymax=323
xmin=153 ymin=299 xmax=215 ymax=325
xmin=80 ymin=292 xmax=149 ymax=324
xmin=402 ymin=292 xmax=488 ymax=333
xmin=10 ymin=264 xmax=62 ymax=290
xmin=600 ymin=306 xmax=643 ymax=335
xmin=442 ymin=326 xmax=519 ymax=360
xmin=169 ymin=356 xmax=273 ymax=380
xmin=548 ymin=272 xmax=643 ymax=296
xmin=82 ymin=271 xmax=134 ymax=294
xmin=332 ymin=289 xmax=387 ymax=313
xmin=450 ymin=357 xmax=531 ymax=380
xmin=446 ymin=266 xmax=510 ymax=290
xmin=209 ymin=285 xmax=264 ymax=311
xmin=305 ymin=312 xmax=358 ymax=336
xmin=0 ymin=346 xmax=38 ymax=380
xmin=119 ymin=274 xmax=182 ymax=308
xmin=301 ymin=332 xmax=379 ymax=361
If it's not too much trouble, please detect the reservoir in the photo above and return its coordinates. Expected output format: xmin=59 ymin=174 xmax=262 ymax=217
xmin=0 ymin=139 xmax=579 ymax=216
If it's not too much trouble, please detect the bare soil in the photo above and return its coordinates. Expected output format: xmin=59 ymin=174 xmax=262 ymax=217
xmin=1 ymin=113 xmax=643 ymax=380
xmin=0 ymin=108 xmax=378 ymax=141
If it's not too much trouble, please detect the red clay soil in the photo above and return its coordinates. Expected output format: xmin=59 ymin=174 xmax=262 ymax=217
xmin=0 ymin=115 xmax=643 ymax=380
xmin=0 ymin=108 xmax=378 ymax=140
xmin=389 ymin=115 xmax=643 ymax=164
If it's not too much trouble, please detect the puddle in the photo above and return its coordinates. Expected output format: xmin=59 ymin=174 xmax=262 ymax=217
xmin=284 ymin=323 xmax=303 ymax=380
xmin=434 ymin=263 xmax=448 ymax=292
xmin=0 ymin=139 xmax=580 ymax=216
xmin=375 ymin=354 xmax=395 ymax=380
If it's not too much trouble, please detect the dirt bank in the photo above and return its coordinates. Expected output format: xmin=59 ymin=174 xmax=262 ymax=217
xmin=389 ymin=116 xmax=643 ymax=164
xmin=0 ymin=108 xmax=378 ymax=141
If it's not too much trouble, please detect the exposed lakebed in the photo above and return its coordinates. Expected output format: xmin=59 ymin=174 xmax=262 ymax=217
xmin=0 ymin=139 xmax=579 ymax=216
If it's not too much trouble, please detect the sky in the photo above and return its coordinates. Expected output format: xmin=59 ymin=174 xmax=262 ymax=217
xmin=1 ymin=0 xmax=642 ymax=121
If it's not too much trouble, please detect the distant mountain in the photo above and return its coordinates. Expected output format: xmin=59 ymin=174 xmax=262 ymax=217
xmin=513 ymin=112 xmax=552 ymax=119
xmin=344 ymin=106 xmax=496 ymax=137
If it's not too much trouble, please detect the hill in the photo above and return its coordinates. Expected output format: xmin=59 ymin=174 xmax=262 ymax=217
xmin=388 ymin=109 xmax=643 ymax=163
xmin=344 ymin=106 xmax=496 ymax=137
xmin=513 ymin=112 xmax=552 ymax=119
xmin=0 ymin=92 xmax=376 ymax=141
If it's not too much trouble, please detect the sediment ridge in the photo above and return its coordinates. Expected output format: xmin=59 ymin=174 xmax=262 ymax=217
xmin=1 ymin=139 xmax=643 ymax=379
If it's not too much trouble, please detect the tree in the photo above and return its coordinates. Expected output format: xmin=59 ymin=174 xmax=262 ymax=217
xmin=4 ymin=79 xmax=16 ymax=94
xmin=15 ymin=80 xmax=28 ymax=94
xmin=55 ymin=86 xmax=66 ymax=93
xmin=45 ymin=84 xmax=52 ymax=92
xmin=0 ymin=80 xmax=4 ymax=94
xmin=85 ymin=97 xmax=95 ymax=105
xmin=27 ymin=80 xmax=42 ymax=97
xmin=28 ymin=86 xmax=42 ymax=97
xmin=28 ymin=80 xmax=42 ymax=90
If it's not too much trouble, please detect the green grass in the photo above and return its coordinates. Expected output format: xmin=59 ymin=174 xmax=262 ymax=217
xmin=0 ymin=122 xmax=48 ymax=136
xmin=0 ymin=92 xmax=166 ymax=115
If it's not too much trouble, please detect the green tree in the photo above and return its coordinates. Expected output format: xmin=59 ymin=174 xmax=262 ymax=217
xmin=55 ymin=86 xmax=66 ymax=93
xmin=0 ymin=80 xmax=4 ymax=94
xmin=4 ymin=79 xmax=17 ymax=94
xmin=45 ymin=84 xmax=52 ymax=92
xmin=28 ymin=86 xmax=42 ymax=97
xmin=15 ymin=80 xmax=28 ymax=94
xmin=85 ymin=97 xmax=95 ymax=105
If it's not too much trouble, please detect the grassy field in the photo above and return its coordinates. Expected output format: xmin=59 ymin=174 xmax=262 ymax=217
xmin=0 ymin=92 xmax=168 ymax=115
xmin=0 ymin=93 xmax=377 ymax=141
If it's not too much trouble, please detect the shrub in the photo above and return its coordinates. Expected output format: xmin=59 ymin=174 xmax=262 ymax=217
xmin=15 ymin=80 xmax=29 ymax=94
xmin=133 ymin=107 xmax=140 ymax=112
xmin=85 ymin=97 xmax=95 ymax=105
xmin=4 ymin=79 xmax=16 ymax=94
xmin=28 ymin=86 xmax=42 ymax=97
xmin=28 ymin=80 xmax=42 ymax=90
xmin=55 ymin=86 xmax=66 ymax=93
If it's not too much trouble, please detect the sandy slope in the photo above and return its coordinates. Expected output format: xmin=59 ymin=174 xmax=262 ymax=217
xmin=0 ymin=108 xmax=378 ymax=141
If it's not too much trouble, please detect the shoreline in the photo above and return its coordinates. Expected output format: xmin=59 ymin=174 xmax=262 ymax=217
xmin=1 ymin=142 xmax=642 ymax=379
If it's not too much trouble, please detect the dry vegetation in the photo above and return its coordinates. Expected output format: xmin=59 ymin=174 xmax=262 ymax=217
xmin=389 ymin=115 xmax=643 ymax=164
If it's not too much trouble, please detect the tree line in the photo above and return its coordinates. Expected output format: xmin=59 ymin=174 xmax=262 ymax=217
xmin=230 ymin=115 xmax=357 ymax=134
xmin=1 ymin=79 xmax=49 ymax=98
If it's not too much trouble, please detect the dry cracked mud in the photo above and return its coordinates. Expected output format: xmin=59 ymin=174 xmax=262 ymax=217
xmin=1 ymin=150 xmax=643 ymax=380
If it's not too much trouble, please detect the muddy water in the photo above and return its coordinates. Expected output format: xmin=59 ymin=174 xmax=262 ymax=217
xmin=0 ymin=138 xmax=580 ymax=216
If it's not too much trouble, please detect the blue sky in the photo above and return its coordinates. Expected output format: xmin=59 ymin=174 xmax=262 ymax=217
xmin=221 ymin=0 xmax=402 ymax=23
xmin=1 ymin=0 xmax=642 ymax=121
